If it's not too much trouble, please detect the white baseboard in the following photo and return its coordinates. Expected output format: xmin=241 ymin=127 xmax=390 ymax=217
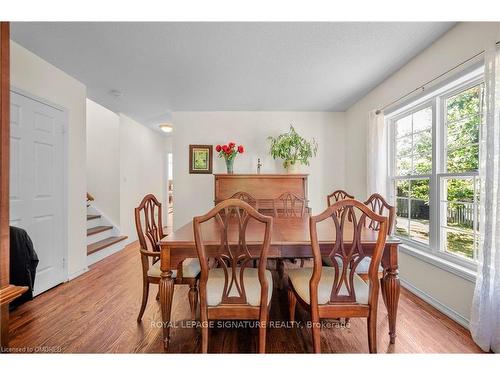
xmin=67 ymin=267 xmax=89 ymax=281
xmin=400 ymin=278 xmax=470 ymax=329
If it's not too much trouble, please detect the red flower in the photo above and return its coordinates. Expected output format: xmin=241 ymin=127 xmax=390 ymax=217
xmin=215 ymin=145 xmax=221 ymax=152
xmin=228 ymin=142 xmax=235 ymax=148
xmin=222 ymin=145 xmax=228 ymax=152
xmin=238 ymin=145 xmax=244 ymax=153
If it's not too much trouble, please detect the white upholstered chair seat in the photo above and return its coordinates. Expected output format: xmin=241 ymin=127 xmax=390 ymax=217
xmin=287 ymin=266 xmax=369 ymax=305
xmin=323 ymin=256 xmax=382 ymax=275
xmin=355 ymin=256 xmax=383 ymax=274
xmin=206 ymin=267 xmax=273 ymax=307
xmin=147 ymin=257 xmax=201 ymax=278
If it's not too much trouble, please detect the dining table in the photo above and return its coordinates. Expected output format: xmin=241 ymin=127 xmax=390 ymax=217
xmin=157 ymin=214 xmax=401 ymax=350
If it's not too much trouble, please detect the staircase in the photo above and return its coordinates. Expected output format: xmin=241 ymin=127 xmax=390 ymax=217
xmin=86 ymin=199 xmax=127 ymax=266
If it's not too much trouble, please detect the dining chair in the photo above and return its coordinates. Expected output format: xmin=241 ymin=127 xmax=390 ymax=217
xmin=355 ymin=193 xmax=395 ymax=281
xmin=273 ymin=192 xmax=307 ymax=276
xmin=273 ymin=191 xmax=306 ymax=217
xmin=326 ymin=189 xmax=355 ymax=207
xmin=135 ymin=194 xmax=201 ymax=322
xmin=287 ymin=199 xmax=388 ymax=353
xmin=193 ymin=199 xmax=273 ymax=353
xmin=230 ymin=191 xmax=260 ymax=268
xmin=230 ymin=191 xmax=259 ymax=209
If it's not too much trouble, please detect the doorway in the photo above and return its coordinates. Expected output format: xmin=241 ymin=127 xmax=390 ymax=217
xmin=9 ymin=90 xmax=67 ymax=295
xmin=166 ymin=152 xmax=173 ymax=233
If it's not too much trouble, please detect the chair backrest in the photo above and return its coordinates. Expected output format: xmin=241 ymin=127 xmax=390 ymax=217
xmin=135 ymin=194 xmax=164 ymax=253
xmin=273 ymin=192 xmax=306 ymax=217
xmin=363 ymin=193 xmax=395 ymax=235
xmin=193 ymin=199 xmax=273 ymax=307
xmin=230 ymin=191 xmax=258 ymax=209
xmin=326 ymin=189 xmax=355 ymax=207
xmin=309 ymin=199 xmax=388 ymax=306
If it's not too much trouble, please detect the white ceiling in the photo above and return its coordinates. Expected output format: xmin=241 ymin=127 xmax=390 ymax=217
xmin=11 ymin=22 xmax=455 ymax=128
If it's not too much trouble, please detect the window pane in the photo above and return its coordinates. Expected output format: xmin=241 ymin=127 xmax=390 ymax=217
xmin=446 ymin=86 xmax=480 ymax=123
xmin=444 ymin=229 xmax=474 ymax=259
xmin=396 ymin=180 xmax=409 ymax=198
xmin=447 ymin=144 xmax=479 ymax=173
xmin=445 ymin=178 xmax=474 ymax=203
xmin=396 ymin=135 xmax=412 ymax=159
xmin=447 ymin=117 xmax=480 ymax=146
xmin=446 ymin=85 xmax=481 ymax=173
xmin=412 ymin=129 xmax=432 ymax=174
xmin=413 ymin=107 xmax=432 ymax=132
xmin=396 ymin=115 xmax=412 ymax=138
xmin=441 ymin=177 xmax=478 ymax=260
xmin=396 ymin=157 xmax=411 ymax=176
xmin=395 ymin=198 xmax=409 ymax=237
xmin=410 ymin=179 xmax=430 ymax=244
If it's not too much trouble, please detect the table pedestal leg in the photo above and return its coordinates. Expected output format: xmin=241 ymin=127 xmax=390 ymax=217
xmin=276 ymin=259 xmax=285 ymax=290
xmin=159 ymin=270 xmax=174 ymax=350
xmin=381 ymin=266 xmax=400 ymax=344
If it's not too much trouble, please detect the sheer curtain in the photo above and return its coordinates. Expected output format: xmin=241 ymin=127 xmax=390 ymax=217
xmin=470 ymin=44 xmax=500 ymax=353
xmin=366 ymin=110 xmax=388 ymax=199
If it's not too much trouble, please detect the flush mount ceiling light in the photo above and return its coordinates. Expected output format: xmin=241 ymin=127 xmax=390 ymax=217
xmin=159 ymin=123 xmax=173 ymax=133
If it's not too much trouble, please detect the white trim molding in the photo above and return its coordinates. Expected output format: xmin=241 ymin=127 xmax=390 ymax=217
xmin=401 ymin=278 xmax=470 ymax=329
xmin=399 ymin=244 xmax=477 ymax=282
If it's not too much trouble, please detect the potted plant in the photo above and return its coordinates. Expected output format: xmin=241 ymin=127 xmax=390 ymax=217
xmin=215 ymin=142 xmax=244 ymax=174
xmin=268 ymin=125 xmax=318 ymax=173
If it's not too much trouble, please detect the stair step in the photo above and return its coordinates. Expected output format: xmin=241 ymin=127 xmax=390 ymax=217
xmin=87 ymin=236 xmax=128 ymax=255
xmin=87 ymin=214 xmax=101 ymax=221
xmin=87 ymin=226 xmax=113 ymax=236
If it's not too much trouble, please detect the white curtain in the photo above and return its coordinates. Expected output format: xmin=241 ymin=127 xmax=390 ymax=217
xmin=366 ymin=110 xmax=388 ymax=199
xmin=470 ymin=44 xmax=500 ymax=353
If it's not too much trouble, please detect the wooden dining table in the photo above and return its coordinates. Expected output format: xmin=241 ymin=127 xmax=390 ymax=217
xmin=158 ymin=215 xmax=401 ymax=350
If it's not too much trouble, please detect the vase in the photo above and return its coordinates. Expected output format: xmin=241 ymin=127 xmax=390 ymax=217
xmin=225 ymin=158 xmax=234 ymax=174
xmin=286 ymin=163 xmax=300 ymax=174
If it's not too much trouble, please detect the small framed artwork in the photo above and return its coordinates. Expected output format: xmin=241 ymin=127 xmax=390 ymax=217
xmin=189 ymin=144 xmax=213 ymax=174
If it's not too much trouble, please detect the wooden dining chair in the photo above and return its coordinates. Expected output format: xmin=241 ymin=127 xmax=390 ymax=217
xmin=135 ymin=194 xmax=200 ymax=322
xmin=273 ymin=191 xmax=306 ymax=217
xmin=355 ymin=193 xmax=395 ymax=281
xmin=287 ymin=199 xmax=388 ymax=353
xmin=273 ymin=192 xmax=307 ymax=275
xmin=230 ymin=191 xmax=259 ymax=209
xmin=326 ymin=189 xmax=354 ymax=207
xmin=193 ymin=199 xmax=273 ymax=353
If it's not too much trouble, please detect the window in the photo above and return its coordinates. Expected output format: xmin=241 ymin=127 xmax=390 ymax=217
xmin=389 ymin=70 xmax=483 ymax=267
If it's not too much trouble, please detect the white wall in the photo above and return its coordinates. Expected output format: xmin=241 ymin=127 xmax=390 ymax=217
xmin=119 ymin=114 xmax=168 ymax=242
xmin=344 ymin=22 xmax=500 ymax=323
xmin=172 ymin=111 xmax=346 ymax=230
xmin=10 ymin=41 xmax=88 ymax=279
xmin=86 ymin=99 xmax=120 ymax=225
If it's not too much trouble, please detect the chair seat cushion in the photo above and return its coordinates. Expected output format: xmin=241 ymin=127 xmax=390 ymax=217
xmin=207 ymin=267 xmax=273 ymax=307
xmin=355 ymin=257 xmax=383 ymax=274
xmin=147 ymin=258 xmax=201 ymax=278
xmin=288 ymin=267 xmax=369 ymax=305
xmin=322 ymin=256 xmax=383 ymax=274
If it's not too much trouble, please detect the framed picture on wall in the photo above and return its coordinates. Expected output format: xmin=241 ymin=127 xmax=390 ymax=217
xmin=189 ymin=144 xmax=213 ymax=174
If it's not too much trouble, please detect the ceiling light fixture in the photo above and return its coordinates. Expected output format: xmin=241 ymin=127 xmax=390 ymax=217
xmin=159 ymin=123 xmax=173 ymax=133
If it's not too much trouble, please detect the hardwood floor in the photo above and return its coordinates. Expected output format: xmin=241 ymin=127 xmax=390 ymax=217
xmin=8 ymin=242 xmax=481 ymax=353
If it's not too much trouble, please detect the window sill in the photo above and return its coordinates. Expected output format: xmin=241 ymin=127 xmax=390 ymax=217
xmin=398 ymin=243 xmax=477 ymax=283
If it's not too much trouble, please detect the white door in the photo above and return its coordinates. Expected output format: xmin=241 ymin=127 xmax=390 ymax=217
xmin=10 ymin=91 xmax=66 ymax=295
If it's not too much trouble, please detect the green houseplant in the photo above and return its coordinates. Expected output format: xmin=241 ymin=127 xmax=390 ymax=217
xmin=268 ymin=125 xmax=318 ymax=173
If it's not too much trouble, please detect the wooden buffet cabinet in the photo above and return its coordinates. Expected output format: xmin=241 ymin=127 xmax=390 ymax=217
xmin=213 ymin=173 xmax=309 ymax=211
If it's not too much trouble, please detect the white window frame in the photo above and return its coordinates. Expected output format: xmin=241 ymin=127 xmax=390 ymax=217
xmin=387 ymin=67 xmax=484 ymax=275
